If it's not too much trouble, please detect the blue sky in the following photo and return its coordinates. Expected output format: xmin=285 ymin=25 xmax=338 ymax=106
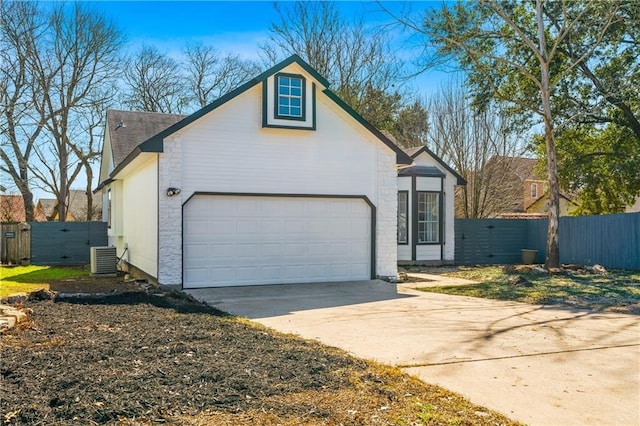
xmin=88 ymin=1 xmax=453 ymax=92
xmin=24 ymin=1 xmax=455 ymax=200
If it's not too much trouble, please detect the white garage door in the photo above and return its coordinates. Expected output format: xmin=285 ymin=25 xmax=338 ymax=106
xmin=183 ymin=195 xmax=371 ymax=288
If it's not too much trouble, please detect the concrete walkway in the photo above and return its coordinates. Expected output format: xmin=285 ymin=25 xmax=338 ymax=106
xmin=187 ymin=280 xmax=640 ymax=426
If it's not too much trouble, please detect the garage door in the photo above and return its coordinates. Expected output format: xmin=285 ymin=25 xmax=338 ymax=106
xmin=183 ymin=195 xmax=372 ymax=288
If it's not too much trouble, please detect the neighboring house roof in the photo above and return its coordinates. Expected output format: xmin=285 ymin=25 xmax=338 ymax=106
xmin=35 ymin=198 xmax=56 ymax=221
xmin=100 ymin=54 xmax=412 ymax=187
xmin=526 ymin=191 xmax=579 ymax=215
xmin=402 ymin=146 xmax=467 ymax=185
xmin=49 ymin=190 xmax=101 ymax=221
xmin=491 ymin=156 xmax=543 ymax=181
xmin=0 ymin=195 xmax=26 ymax=222
xmin=486 ymin=156 xmax=579 ymax=215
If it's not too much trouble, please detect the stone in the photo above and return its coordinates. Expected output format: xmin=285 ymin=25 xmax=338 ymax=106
xmin=563 ymin=264 xmax=584 ymax=271
xmin=508 ymin=275 xmax=533 ymax=287
xmin=548 ymin=267 xmax=568 ymax=275
xmin=503 ymin=265 xmax=517 ymax=274
xmin=592 ymin=264 xmax=607 ymax=275
xmin=28 ymin=289 xmax=58 ymax=301
xmin=1 ymin=293 xmax=28 ymax=305
xmin=532 ymin=266 xmax=548 ymax=275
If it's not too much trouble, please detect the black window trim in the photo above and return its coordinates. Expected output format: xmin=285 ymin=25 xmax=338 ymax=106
xmin=274 ymin=72 xmax=306 ymax=122
xmin=416 ymin=190 xmax=440 ymax=245
xmin=397 ymin=190 xmax=409 ymax=245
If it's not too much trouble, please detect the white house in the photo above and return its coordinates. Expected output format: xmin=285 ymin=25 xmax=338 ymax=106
xmin=96 ymin=55 xmax=462 ymax=288
xmin=397 ymin=146 xmax=466 ymax=264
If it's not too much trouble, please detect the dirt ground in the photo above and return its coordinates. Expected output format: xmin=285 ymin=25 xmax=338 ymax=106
xmin=0 ymin=279 xmax=519 ymax=426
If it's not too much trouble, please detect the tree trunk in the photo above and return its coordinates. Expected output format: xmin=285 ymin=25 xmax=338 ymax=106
xmin=536 ymin=0 xmax=560 ymax=268
xmin=17 ymin=182 xmax=35 ymax=222
xmin=544 ymin=123 xmax=561 ymax=268
xmin=85 ymin=164 xmax=93 ymax=221
xmin=57 ymin=151 xmax=68 ymax=222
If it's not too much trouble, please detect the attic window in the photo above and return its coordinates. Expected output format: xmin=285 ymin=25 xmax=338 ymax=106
xmin=531 ymin=183 xmax=538 ymax=198
xmin=275 ymin=73 xmax=305 ymax=121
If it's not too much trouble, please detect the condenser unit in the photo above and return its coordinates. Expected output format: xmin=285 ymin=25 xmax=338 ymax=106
xmin=90 ymin=246 xmax=117 ymax=274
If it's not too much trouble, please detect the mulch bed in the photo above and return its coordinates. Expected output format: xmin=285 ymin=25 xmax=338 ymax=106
xmin=1 ymin=289 xmax=366 ymax=425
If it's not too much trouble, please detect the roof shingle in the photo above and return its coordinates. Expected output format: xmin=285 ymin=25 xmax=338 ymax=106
xmin=106 ymin=109 xmax=187 ymax=168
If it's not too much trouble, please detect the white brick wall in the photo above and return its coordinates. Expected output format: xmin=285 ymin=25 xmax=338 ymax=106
xmin=376 ymin=145 xmax=398 ymax=279
xmin=158 ymin=135 xmax=183 ymax=285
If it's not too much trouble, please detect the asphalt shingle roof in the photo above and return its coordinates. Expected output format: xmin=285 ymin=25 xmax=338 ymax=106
xmin=106 ymin=109 xmax=187 ymax=168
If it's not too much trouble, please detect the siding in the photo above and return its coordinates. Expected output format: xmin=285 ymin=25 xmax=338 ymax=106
xmin=177 ymin=85 xmax=379 ymax=201
xmin=121 ymin=156 xmax=158 ymax=277
xmin=156 ymin=62 xmax=398 ymax=284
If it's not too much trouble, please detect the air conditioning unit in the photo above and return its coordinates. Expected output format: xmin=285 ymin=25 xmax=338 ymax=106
xmin=90 ymin=246 xmax=117 ymax=274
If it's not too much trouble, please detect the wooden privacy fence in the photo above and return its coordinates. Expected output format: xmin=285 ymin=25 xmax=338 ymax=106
xmin=0 ymin=223 xmax=31 ymax=265
xmin=0 ymin=222 xmax=107 ymax=266
xmin=455 ymin=212 xmax=640 ymax=270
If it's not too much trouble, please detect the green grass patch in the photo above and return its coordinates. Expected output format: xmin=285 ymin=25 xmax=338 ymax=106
xmin=0 ymin=265 xmax=89 ymax=298
xmin=417 ymin=266 xmax=640 ymax=313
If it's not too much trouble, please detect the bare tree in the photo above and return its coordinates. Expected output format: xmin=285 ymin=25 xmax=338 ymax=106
xmin=0 ymin=2 xmax=47 ymax=222
xmin=184 ymin=44 xmax=259 ymax=108
xmin=123 ymin=46 xmax=187 ymax=113
xmin=27 ymin=3 xmax=123 ymax=222
xmin=426 ymin=78 xmax=522 ymax=218
xmin=262 ymin=1 xmax=404 ymax=130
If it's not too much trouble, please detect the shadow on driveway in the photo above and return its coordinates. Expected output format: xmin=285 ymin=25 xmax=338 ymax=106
xmin=185 ymin=279 xmax=415 ymax=318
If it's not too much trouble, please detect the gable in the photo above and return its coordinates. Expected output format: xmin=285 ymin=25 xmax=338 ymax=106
xmin=100 ymin=55 xmax=412 ymax=187
xmin=404 ymin=147 xmax=466 ymax=185
xmin=262 ymin=64 xmax=322 ymax=130
xmin=171 ymin=80 xmax=396 ymax=201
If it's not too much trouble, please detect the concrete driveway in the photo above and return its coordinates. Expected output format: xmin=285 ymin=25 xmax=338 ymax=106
xmin=186 ymin=280 xmax=640 ymax=426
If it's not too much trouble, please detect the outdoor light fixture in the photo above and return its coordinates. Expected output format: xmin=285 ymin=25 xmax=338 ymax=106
xmin=166 ymin=187 xmax=181 ymax=197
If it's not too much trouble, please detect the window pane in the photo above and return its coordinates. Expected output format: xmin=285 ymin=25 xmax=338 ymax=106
xmin=397 ymin=192 xmax=407 ymax=243
xmin=417 ymin=192 xmax=439 ymax=243
xmin=277 ymin=75 xmax=304 ymax=118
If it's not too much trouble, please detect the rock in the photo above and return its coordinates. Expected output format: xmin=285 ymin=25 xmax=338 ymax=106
xmin=531 ymin=266 xmax=548 ymax=275
xmin=517 ymin=265 xmax=533 ymax=274
xmin=508 ymin=275 xmax=533 ymax=287
xmin=1 ymin=293 xmax=28 ymax=305
xmin=503 ymin=265 xmax=517 ymax=274
xmin=0 ymin=304 xmax=29 ymax=333
xmin=397 ymin=272 xmax=408 ymax=282
xmin=548 ymin=267 xmax=568 ymax=275
xmin=563 ymin=264 xmax=584 ymax=271
xmin=28 ymin=289 xmax=58 ymax=301
xmin=592 ymin=264 xmax=607 ymax=275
